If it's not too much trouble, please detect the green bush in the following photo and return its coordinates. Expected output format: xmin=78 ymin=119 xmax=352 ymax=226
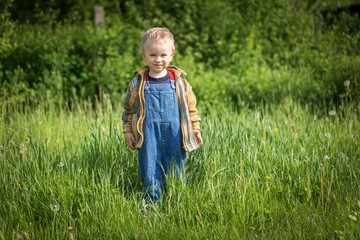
xmin=0 ymin=17 xmax=143 ymax=106
xmin=0 ymin=0 xmax=359 ymax=110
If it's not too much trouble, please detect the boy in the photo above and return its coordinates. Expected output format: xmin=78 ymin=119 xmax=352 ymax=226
xmin=122 ymin=27 xmax=203 ymax=204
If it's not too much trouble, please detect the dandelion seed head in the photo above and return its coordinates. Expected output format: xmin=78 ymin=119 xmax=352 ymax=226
xmin=16 ymin=231 xmax=29 ymax=240
xmin=324 ymin=132 xmax=331 ymax=138
xmin=344 ymin=80 xmax=350 ymax=87
xmin=50 ymin=203 xmax=60 ymax=212
xmin=19 ymin=144 xmax=26 ymax=154
xmin=58 ymin=162 xmax=64 ymax=168
xmin=324 ymin=155 xmax=330 ymax=160
xmin=329 ymin=110 xmax=336 ymax=116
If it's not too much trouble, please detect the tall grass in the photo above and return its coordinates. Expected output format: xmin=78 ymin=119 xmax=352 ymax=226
xmin=0 ymin=97 xmax=359 ymax=239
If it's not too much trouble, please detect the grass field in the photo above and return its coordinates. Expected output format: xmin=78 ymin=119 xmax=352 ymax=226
xmin=1 ymin=98 xmax=359 ymax=239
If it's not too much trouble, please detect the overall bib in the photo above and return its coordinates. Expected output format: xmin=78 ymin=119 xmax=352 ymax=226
xmin=138 ymin=74 xmax=186 ymax=203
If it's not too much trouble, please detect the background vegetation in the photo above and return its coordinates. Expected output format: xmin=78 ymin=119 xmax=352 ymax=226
xmin=0 ymin=0 xmax=359 ymax=239
xmin=1 ymin=0 xmax=359 ymax=109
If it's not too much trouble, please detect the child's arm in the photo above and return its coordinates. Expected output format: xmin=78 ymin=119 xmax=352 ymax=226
xmin=122 ymin=84 xmax=135 ymax=149
xmin=185 ymin=84 xmax=201 ymax=128
xmin=193 ymin=130 xmax=203 ymax=145
xmin=184 ymin=79 xmax=203 ymax=145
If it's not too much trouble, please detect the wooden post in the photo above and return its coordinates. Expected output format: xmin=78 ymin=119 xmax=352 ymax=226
xmin=93 ymin=5 xmax=105 ymax=70
xmin=93 ymin=6 xmax=105 ymax=103
xmin=94 ymin=6 xmax=105 ymax=28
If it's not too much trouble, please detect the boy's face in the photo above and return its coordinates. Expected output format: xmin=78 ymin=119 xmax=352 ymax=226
xmin=142 ymin=39 xmax=174 ymax=78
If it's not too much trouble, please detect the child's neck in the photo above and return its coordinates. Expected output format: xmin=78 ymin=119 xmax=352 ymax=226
xmin=149 ymin=70 xmax=167 ymax=78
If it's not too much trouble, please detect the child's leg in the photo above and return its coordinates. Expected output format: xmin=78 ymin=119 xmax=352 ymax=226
xmin=138 ymin=150 xmax=162 ymax=203
xmin=161 ymin=122 xmax=187 ymax=184
xmin=138 ymin=124 xmax=163 ymax=203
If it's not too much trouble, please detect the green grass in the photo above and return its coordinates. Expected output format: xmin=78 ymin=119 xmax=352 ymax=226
xmin=0 ymin=99 xmax=359 ymax=239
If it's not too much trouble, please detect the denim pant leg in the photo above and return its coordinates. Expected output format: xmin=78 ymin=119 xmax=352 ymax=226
xmin=160 ymin=122 xmax=187 ymax=187
xmin=138 ymin=123 xmax=163 ymax=203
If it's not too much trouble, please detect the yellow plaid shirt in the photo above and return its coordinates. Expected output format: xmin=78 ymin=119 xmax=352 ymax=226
xmin=122 ymin=66 xmax=201 ymax=152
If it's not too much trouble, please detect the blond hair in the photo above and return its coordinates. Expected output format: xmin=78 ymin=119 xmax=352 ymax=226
xmin=140 ymin=27 xmax=175 ymax=54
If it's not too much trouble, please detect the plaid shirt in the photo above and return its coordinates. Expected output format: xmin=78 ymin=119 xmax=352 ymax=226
xmin=122 ymin=66 xmax=201 ymax=152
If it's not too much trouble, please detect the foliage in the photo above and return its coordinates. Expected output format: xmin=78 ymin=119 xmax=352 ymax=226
xmin=0 ymin=1 xmax=359 ymax=238
xmin=1 ymin=17 xmax=143 ymax=107
xmin=0 ymin=99 xmax=359 ymax=239
xmin=0 ymin=0 xmax=359 ymax=109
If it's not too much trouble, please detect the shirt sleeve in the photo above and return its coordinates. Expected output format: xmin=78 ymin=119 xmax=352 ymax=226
xmin=184 ymin=79 xmax=201 ymax=130
xmin=122 ymin=84 xmax=133 ymax=133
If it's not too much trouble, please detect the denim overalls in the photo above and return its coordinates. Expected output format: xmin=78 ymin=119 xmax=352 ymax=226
xmin=138 ymin=72 xmax=187 ymax=203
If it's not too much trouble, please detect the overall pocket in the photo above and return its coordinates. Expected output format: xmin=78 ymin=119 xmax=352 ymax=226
xmin=148 ymin=91 xmax=175 ymax=112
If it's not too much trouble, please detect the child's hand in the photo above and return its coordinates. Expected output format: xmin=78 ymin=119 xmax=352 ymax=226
xmin=125 ymin=133 xmax=136 ymax=150
xmin=193 ymin=130 xmax=203 ymax=146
